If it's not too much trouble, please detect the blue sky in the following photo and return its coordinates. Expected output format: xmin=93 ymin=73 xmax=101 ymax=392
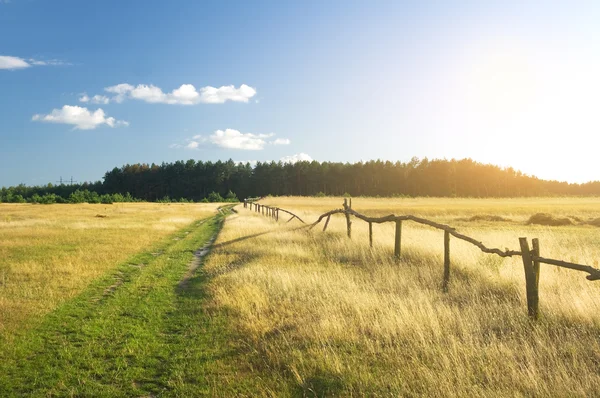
xmin=1 ymin=0 xmax=600 ymax=186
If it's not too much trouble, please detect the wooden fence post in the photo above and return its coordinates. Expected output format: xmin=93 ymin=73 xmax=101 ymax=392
xmin=369 ymin=222 xmax=373 ymax=248
xmin=323 ymin=214 xmax=331 ymax=231
xmin=394 ymin=220 xmax=402 ymax=259
xmin=519 ymin=237 xmax=540 ymax=319
xmin=531 ymin=238 xmax=541 ymax=317
xmin=276 ymin=208 xmax=279 ymax=221
xmin=443 ymin=230 xmax=450 ymax=292
xmin=343 ymin=199 xmax=352 ymax=239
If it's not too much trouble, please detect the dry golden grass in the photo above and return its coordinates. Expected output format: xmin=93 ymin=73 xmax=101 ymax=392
xmin=204 ymin=197 xmax=600 ymax=396
xmin=0 ymin=203 xmax=219 ymax=338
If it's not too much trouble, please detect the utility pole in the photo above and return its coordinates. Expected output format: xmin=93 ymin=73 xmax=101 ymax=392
xmin=56 ymin=176 xmax=78 ymax=185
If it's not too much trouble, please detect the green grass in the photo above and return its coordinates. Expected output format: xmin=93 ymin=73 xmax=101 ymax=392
xmin=0 ymin=209 xmax=260 ymax=397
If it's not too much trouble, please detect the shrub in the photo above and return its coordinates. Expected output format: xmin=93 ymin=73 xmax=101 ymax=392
xmin=69 ymin=190 xmax=87 ymax=204
xmin=225 ymin=190 xmax=238 ymax=202
xmin=39 ymin=194 xmax=58 ymax=204
xmin=207 ymin=191 xmax=224 ymax=203
xmin=12 ymin=194 xmax=26 ymax=203
xmin=29 ymin=194 xmax=42 ymax=204
xmin=100 ymin=194 xmax=113 ymax=204
xmin=85 ymin=191 xmax=101 ymax=204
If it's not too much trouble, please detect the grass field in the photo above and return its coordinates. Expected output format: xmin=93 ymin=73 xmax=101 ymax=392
xmin=0 ymin=203 xmax=220 ymax=338
xmin=202 ymin=197 xmax=600 ymax=396
xmin=2 ymin=197 xmax=600 ymax=396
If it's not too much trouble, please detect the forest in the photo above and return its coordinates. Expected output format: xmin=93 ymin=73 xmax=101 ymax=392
xmin=2 ymin=157 xmax=600 ymax=203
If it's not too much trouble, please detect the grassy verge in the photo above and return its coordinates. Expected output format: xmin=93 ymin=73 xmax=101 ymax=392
xmin=0 ymin=208 xmax=259 ymax=397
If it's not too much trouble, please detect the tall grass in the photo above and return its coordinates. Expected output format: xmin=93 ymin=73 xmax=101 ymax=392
xmin=204 ymin=197 xmax=600 ymax=396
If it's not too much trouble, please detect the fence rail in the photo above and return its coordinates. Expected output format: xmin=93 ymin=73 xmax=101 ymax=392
xmin=243 ymin=198 xmax=600 ymax=319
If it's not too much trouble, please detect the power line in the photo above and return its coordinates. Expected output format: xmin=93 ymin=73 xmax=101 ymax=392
xmin=55 ymin=176 xmax=78 ymax=185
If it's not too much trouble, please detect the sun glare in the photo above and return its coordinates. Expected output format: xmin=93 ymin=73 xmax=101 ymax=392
xmin=466 ymin=50 xmax=539 ymax=121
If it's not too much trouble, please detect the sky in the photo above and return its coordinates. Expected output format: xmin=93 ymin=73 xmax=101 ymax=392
xmin=1 ymin=0 xmax=600 ymax=186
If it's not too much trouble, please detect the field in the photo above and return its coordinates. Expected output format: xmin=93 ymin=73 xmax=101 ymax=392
xmin=1 ymin=198 xmax=600 ymax=396
xmin=0 ymin=203 xmax=220 ymax=338
xmin=203 ymin=197 xmax=600 ymax=396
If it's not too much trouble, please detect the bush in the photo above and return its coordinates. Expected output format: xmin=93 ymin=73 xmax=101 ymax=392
xmin=12 ymin=194 xmax=26 ymax=203
xmin=225 ymin=190 xmax=238 ymax=202
xmin=314 ymin=191 xmax=327 ymax=198
xmin=85 ymin=191 xmax=101 ymax=204
xmin=69 ymin=190 xmax=87 ymax=204
xmin=39 ymin=194 xmax=58 ymax=204
xmin=29 ymin=194 xmax=42 ymax=204
xmin=207 ymin=191 xmax=224 ymax=202
xmin=100 ymin=194 xmax=113 ymax=204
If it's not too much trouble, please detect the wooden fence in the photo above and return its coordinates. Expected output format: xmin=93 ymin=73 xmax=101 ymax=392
xmin=242 ymin=198 xmax=600 ymax=319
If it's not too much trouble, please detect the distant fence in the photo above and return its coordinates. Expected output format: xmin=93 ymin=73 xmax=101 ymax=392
xmin=243 ymin=198 xmax=600 ymax=319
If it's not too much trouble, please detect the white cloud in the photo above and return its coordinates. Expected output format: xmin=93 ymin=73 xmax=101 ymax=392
xmin=79 ymin=94 xmax=110 ymax=104
xmin=104 ymin=83 xmax=134 ymax=103
xmin=271 ymin=138 xmax=291 ymax=145
xmin=171 ymin=129 xmax=288 ymax=150
xmin=209 ymin=129 xmax=274 ymax=150
xmin=102 ymin=83 xmax=256 ymax=105
xmin=28 ymin=58 xmax=71 ymax=66
xmin=0 ymin=55 xmax=71 ymax=70
xmin=32 ymin=105 xmax=128 ymax=130
xmin=198 ymin=84 xmax=257 ymax=104
xmin=280 ymin=153 xmax=313 ymax=163
xmin=0 ymin=55 xmax=30 ymax=70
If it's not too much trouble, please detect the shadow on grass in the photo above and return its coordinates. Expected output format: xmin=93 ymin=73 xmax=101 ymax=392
xmin=211 ymin=225 xmax=310 ymax=251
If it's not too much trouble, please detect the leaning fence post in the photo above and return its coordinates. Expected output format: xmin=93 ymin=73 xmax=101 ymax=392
xmin=369 ymin=222 xmax=373 ymax=248
xmin=394 ymin=220 xmax=402 ymax=259
xmin=323 ymin=214 xmax=331 ymax=231
xmin=519 ymin=237 xmax=539 ymax=319
xmin=443 ymin=230 xmax=450 ymax=292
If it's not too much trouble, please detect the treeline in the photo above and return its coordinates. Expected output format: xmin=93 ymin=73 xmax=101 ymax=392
xmin=2 ymin=157 xmax=600 ymax=203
